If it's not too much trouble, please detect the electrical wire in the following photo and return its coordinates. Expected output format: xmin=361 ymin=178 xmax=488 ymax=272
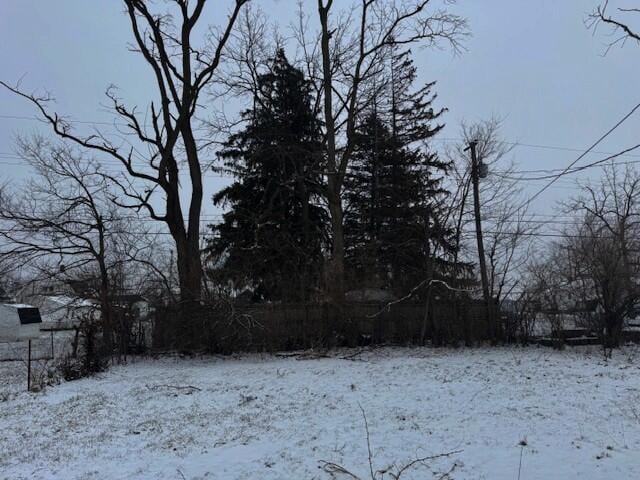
xmin=512 ymin=102 xmax=640 ymax=212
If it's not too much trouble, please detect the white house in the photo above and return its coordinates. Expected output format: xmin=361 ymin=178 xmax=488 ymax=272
xmin=0 ymin=303 xmax=42 ymax=341
xmin=114 ymin=294 xmax=150 ymax=321
xmin=31 ymin=295 xmax=98 ymax=327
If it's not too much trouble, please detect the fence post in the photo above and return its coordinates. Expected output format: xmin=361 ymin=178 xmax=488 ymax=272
xmin=27 ymin=339 xmax=32 ymax=392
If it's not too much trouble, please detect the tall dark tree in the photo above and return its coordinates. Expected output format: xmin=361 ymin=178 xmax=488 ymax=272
xmin=344 ymin=50 xmax=455 ymax=296
xmin=207 ymin=50 xmax=326 ymax=301
xmin=1 ymin=1 xmax=250 ymax=310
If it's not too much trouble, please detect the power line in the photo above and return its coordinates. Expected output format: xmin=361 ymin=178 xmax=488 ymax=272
xmin=0 ymin=228 xmax=212 ymax=238
xmin=0 ymin=227 xmax=612 ymax=241
xmin=0 ymin=153 xmax=624 ymax=184
xmin=0 ymin=113 xmax=210 ymax=132
xmin=435 ymin=137 xmax=640 ymax=158
xmin=514 ymin=102 xmax=640 ymax=212
xmin=4 ymin=111 xmax=640 ymax=158
xmin=494 ymin=143 xmax=640 ymax=181
xmin=0 ymin=152 xmax=227 ymax=170
xmin=0 ymin=114 xmax=118 ymax=127
xmin=0 ymin=157 xmax=232 ymax=179
xmin=460 ymin=230 xmax=611 ymax=240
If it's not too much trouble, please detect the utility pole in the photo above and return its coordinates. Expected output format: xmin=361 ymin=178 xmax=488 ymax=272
xmin=466 ymin=141 xmax=493 ymax=338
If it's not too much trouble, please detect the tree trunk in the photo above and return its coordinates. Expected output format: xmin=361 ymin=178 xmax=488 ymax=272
xmin=170 ymin=227 xmax=203 ymax=350
xmin=165 ymin=172 xmax=202 ymax=307
xmin=319 ymin=2 xmax=346 ymax=307
xmin=184 ymin=239 xmax=203 ymax=304
xmin=173 ymin=234 xmax=201 ymax=305
xmin=327 ymin=181 xmax=345 ymax=304
xmin=98 ymin=276 xmax=113 ymax=355
xmin=96 ymin=224 xmax=113 ymax=358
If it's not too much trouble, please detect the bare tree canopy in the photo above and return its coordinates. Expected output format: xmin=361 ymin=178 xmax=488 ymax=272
xmin=304 ymin=0 xmax=468 ymax=302
xmin=0 ymin=0 xmax=250 ymax=306
xmin=528 ymin=164 xmax=640 ymax=353
xmin=446 ymin=119 xmax=537 ymax=309
xmin=588 ymin=0 xmax=640 ymax=51
xmin=0 ymin=137 xmax=126 ymax=349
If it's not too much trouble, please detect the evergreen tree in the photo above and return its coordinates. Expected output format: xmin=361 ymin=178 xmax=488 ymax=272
xmin=207 ymin=50 xmax=326 ymax=301
xmin=344 ymin=50 xmax=456 ymax=296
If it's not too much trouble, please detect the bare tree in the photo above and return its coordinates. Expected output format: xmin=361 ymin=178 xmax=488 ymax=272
xmin=1 ymin=0 xmax=250 ymax=308
xmin=446 ymin=119 xmax=538 ymax=327
xmin=0 ymin=137 xmax=127 ymax=352
xmin=588 ymin=1 xmax=640 ymax=51
xmin=566 ymin=164 xmax=640 ymax=351
xmin=528 ymin=165 xmax=640 ymax=352
xmin=121 ymin=237 xmax=178 ymax=304
xmin=212 ymin=5 xmax=274 ymax=103
xmin=523 ymin=245 xmax=571 ymax=345
xmin=303 ymin=0 xmax=467 ymax=303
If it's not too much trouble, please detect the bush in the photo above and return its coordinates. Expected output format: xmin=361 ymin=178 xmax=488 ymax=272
xmin=57 ymin=322 xmax=109 ymax=381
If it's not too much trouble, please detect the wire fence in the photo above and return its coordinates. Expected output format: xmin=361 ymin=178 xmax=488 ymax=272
xmin=0 ymin=330 xmax=75 ymax=362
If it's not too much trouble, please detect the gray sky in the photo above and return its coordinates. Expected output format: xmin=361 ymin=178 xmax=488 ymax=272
xmin=1 ymin=0 xmax=638 ymax=236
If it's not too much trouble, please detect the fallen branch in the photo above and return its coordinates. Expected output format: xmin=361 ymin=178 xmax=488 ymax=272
xmin=367 ymin=279 xmax=481 ymax=318
xmin=275 ymin=349 xmax=329 ymax=360
xmin=319 ymin=404 xmax=463 ymax=479
xmin=390 ymin=451 xmax=462 ymax=480
xmin=339 ymin=345 xmax=387 ymax=362
xmin=436 ymin=462 xmax=459 ymax=480
xmin=320 ymin=461 xmax=361 ymax=479
xmin=146 ymin=384 xmax=202 ymax=392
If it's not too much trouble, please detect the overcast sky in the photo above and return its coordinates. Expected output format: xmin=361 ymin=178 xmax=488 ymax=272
xmin=1 ymin=0 xmax=639 ymax=236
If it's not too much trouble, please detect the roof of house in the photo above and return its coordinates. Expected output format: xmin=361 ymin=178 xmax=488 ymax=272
xmin=44 ymin=295 xmax=97 ymax=309
xmin=1 ymin=303 xmax=36 ymax=309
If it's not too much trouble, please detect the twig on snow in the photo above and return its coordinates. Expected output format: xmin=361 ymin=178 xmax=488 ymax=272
xmin=436 ymin=462 xmax=459 ymax=480
xmin=320 ymin=460 xmax=361 ymax=479
xmin=517 ymin=444 xmax=524 ymax=480
xmin=147 ymin=384 xmax=202 ymax=392
xmin=390 ymin=451 xmax=462 ymax=480
xmin=320 ymin=404 xmax=462 ymax=479
xmin=358 ymin=403 xmax=376 ymax=480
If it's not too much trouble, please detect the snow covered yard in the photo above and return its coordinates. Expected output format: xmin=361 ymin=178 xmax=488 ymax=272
xmin=1 ymin=346 xmax=640 ymax=480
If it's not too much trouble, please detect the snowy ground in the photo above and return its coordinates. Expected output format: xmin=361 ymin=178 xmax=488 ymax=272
xmin=2 ymin=346 xmax=640 ymax=480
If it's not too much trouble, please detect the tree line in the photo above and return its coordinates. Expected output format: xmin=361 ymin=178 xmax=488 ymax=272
xmin=0 ymin=1 xmax=469 ymax=312
xmin=0 ymin=0 xmax=638 ymax=355
xmin=207 ymin=47 xmax=460 ymax=304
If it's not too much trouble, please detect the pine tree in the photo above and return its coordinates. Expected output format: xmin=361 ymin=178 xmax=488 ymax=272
xmin=344 ymin=49 xmax=456 ymax=296
xmin=207 ymin=50 xmax=326 ymax=301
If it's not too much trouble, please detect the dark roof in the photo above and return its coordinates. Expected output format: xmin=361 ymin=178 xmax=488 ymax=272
xmin=114 ymin=294 xmax=148 ymax=304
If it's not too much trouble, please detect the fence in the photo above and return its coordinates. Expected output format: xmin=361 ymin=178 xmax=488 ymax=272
xmin=0 ymin=330 xmax=75 ymax=362
xmin=152 ymin=299 xmax=492 ymax=353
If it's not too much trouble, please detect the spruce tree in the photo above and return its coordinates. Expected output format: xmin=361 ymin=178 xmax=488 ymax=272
xmin=344 ymin=49 xmax=456 ymax=296
xmin=207 ymin=50 xmax=325 ymax=301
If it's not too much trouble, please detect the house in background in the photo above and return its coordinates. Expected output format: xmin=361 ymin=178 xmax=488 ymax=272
xmin=0 ymin=303 xmax=42 ymax=341
xmin=16 ymin=279 xmax=98 ymax=327
xmin=113 ymin=294 xmax=151 ymax=321
xmin=17 ymin=278 xmax=75 ymax=303
xmin=30 ymin=295 xmax=98 ymax=327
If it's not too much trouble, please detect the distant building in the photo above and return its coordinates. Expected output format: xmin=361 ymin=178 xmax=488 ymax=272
xmin=0 ymin=303 xmax=42 ymax=341
xmin=17 ymin=279 xmax=75 ymax=303
xmin=29 ymin=295 xmax=98 ymax=327
xmin=113 ymin=294 xmax=150 ymax=321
